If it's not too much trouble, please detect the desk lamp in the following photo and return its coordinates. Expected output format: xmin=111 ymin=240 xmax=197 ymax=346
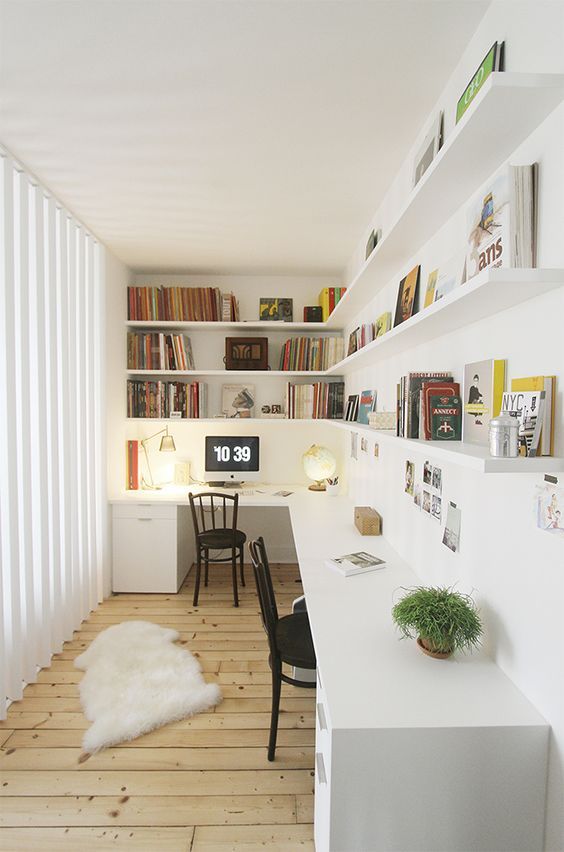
xmin=302 ymin=444 xmax=336 ymax=492
xmin=141 ymin=426 xmax=176 ymax=490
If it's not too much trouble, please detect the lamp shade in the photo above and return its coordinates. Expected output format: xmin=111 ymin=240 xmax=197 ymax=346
xmin=302 ymin=444 xmax=336 ymax=485
xmin=159 ymin=434 xmax=176 ymax=452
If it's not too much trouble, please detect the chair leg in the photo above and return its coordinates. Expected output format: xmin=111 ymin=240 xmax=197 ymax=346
xmin=231 ymin=550 xmax=239 ymax=608
xmin=193 ymin=553 xmax=202 ymax=606
xmin=268 ymin=662 xmax=282 ymax=761
xmin=239 ymin=546 xmax=245 ymax=587
xmin=204 ymin=550 xmax=209 ymax=587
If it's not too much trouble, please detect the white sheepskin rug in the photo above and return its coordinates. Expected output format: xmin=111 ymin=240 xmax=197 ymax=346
xmin=75 ymin=620 xmax=222 ymax=755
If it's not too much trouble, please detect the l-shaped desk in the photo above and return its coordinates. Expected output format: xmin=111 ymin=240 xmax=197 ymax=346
xmin=110 ymin=486 xmax=548 ymax=852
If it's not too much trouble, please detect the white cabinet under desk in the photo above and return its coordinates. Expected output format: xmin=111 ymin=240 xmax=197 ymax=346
xmin=112 ymin=501 xmax=192 ymax=593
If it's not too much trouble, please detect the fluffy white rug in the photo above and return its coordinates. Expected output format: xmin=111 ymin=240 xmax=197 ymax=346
xmin=75 ymin=620 xmax=222 ymax=754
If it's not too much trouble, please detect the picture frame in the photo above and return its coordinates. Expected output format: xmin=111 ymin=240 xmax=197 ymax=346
xmin=259 ymin=298 xmax=293 ymax=322
xmin=393 ymin=265 xmax=420 ymax=327
xmin=224 ymin=337 xmax=268 ymax=371
xmin=412 ymin=112 xmax=443 ymax=187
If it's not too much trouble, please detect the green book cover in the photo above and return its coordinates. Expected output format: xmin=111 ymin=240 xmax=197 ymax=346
xmin=456 ymin=42 xmax=498 ymax=123
xmin=430 ymin=395 xmax=462 ymax=440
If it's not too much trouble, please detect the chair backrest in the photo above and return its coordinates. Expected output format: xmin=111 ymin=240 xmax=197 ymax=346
xmin=248 ymin=537 xmax=279 ymax=646
xmin=188 ymin=491 xmax=239 ymax=536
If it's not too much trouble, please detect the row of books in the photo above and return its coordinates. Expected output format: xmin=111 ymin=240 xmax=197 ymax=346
xmin=286 ymin=381 xmax=345 ymax=420
xmin=127 ymin=286 xmax=240 ymax=322
xmin=347 ymin=312 xmax=392 ymax=357
xmin=127 ymin=332 xmax=195 ymax=371
xmin=396 ymin=363 xmax=555 ymax=456
xmin=127 ymin=380 xmax=208 ymax=419
xmin=318 ymin=287 xmax=347 ymax=321
xmin=278 ymin=337 xmax=344 ymax=371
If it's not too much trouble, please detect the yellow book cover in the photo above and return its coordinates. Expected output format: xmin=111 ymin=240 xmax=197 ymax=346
xmin=318 ymin=288 xmax=330 ymax=322
xmin=511 ymin=376 xmax=555 ymax=456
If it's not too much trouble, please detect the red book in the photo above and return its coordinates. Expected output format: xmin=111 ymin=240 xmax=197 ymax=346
xmin=328 ymin=288 xmax=335 ymax=314
xmin=127 ymin=440 xmax=139 ymax=490
xmin=422 ymin=381 xmax=460 ymax=440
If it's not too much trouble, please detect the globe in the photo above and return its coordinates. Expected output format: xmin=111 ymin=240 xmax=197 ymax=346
xmin=302 ymin=444 xmax=337 ymax=491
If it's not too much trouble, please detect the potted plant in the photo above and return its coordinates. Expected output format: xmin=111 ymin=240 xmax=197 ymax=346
xmin=391 ymin=586 xmax=483 ymax=659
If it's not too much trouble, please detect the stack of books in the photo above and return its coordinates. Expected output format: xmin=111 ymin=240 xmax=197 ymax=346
xmin=286 ymin=381 xmax=345 ymax=419
xmin=127 ymin=286 xmax=239 ymax=321
xmin=127 ymin=332 xmax=195 ymax=370
xmin=127 ymin=380 xmax=207 ymax=418
xmin=279 ymin=337 xmax=344 ymax=371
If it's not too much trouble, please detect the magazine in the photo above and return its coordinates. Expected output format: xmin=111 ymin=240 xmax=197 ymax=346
xmin=326 ymin=551 xmax=386 ymax=577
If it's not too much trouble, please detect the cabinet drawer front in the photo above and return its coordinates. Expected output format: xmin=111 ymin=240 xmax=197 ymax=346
xmin=113 ymin=502 xmax=178 ymax=520
xmin=112 ymin=518 xmax=178 ymax=592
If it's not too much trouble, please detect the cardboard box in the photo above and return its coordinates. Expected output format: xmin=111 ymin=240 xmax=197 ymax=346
xmin=354 ymin=506 xmax=382 ymax=536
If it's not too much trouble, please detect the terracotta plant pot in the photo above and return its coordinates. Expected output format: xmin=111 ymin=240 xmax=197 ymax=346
xmin=417 ymin=636 xmax=452 ymax=660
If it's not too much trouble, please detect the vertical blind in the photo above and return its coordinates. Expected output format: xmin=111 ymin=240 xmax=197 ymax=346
xmin=0 ymin=151 xmax=106 ymax=717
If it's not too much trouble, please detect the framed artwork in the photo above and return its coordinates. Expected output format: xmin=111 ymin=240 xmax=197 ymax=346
xmin=222 ymin=384 xmax=255 ymax=418
xmin=224 ymin=337 xmax=268 ymax=371
xmin=259 ymin=298 xmax=293 ymax=321
xmin=393 ymin=265 xmax=420 ymax=327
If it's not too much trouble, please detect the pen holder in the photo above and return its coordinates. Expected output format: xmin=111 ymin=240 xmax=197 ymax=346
xmin=326 ymin=482 xmax=340 ymax=496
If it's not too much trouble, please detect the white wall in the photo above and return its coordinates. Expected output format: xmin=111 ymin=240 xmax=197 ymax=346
xmin=343 ymin=3 xmax=564 ymax=849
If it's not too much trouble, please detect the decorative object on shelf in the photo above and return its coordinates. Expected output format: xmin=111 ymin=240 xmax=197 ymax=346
xmin=344 ymin=394 xmax=359 ymax=422
xmin=368 ymin=411 xmax=395 ymax=430
xmin=126 ymin=440 xmax=139 ymax=490
xmin=326 ymin=550 xmax=385 ymax=577
xmin=392 ymin=586 xmax=483 ymax=659
xmin=374 ymin=311 xmax=391 ymax=338
xmin=354 ymin=506 xmax=382 ymax=536
xmin=222 ymin=384 xmax=255 ymax=418
xmin=466 ymin=163 xmax=537 ymax=280
xmin=463 ymin=359 xmax=505 ymax=445
xmin=413 ymin=111 xmax=443 ymax=187
xmin=535 ymin=476 xmax=564 ymax=537
xmin=393 ymin=265 xmax=420 ymax=327
xmin=303 ymin=305 xmax=323 ymax=322
xmin=357 ymin=389 xmax=377 ymax=425
xmin=456 ymin=41 xmax=504 ymax=124
xmin=260 ymin=403 xmax=285 ymax=419
xmin=318 ymin=286 xmax=346 ymax=321
xmin=302 ymin=444 xmax=337 ymax=492
xmin=365 ymin=228 xmax=382 ymax=260
xmin=489 ymin=412 xmax=519 ymax=458
xmin=442 ymin=502 xmax=462 ymax=553
xmin=224 ymin=337 xmax=268 ymax=370
xmin=511 ymin=375 xmax=555 ymax=456
xmin=259 ymin=297 xmax=293 ymax=321
xmin=404 ymin=461 xmax=414 ymax=495
xmin=140 ymin=426 xmax=176 ymax=490
xmin=430 ymin=394 xmax=462 ymax=440
xmin=326 ymin=475 xmax=339 ymax=496
xmin=423 ymin=269 xmax=439 ymax=307
xmin=501 ymin=390 xmax=545 ymax=457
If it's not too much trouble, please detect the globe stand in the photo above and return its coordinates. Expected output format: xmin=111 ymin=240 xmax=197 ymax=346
xmin=308 ymin=480 xmax=326 ymax=492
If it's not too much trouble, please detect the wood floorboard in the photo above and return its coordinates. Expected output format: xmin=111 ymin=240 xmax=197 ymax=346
xmin=0 ymin=562 xmax=315 ymax=851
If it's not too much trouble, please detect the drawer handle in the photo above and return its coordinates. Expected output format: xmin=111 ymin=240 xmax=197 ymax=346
xmin=316 ymin=702 xmax=327 ymax=731
xmin=137 ymin=517 xmax=153 ymax=521
xmin=315 ymin=752 xmax=327 ymax=785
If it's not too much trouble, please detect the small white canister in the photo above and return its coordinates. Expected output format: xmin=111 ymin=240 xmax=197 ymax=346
xmin=489 ymin=413 xmax=519 ymax=457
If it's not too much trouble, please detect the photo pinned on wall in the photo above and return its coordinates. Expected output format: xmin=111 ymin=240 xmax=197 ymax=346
xmin=431 ymin=494 xmax=442 ymax=522
xmin=394 ymin=265 xmax=420 ymax=327
xmin=423 ymin=460 xmax=432 ymax=486
xmin=442 ymin=502 xmax=462 ymax=552
xmin=422 ymin=490 xmax=431 ymax=514
xmin=432 ymin=466 xmax=442 ymax=493
xmin=405 ymin=460 xmax=415 ymax=495
xmin=413 ymin=481 xmax=422 ymax=509
xmin=534 ymin=478 xmax=564 ymax=537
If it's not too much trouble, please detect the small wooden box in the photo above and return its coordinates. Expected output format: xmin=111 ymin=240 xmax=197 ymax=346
xmin=354 ymin=506 xmax=382 ymax=536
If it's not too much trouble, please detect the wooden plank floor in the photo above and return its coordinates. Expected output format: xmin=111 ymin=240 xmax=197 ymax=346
xmin=0 ymin=563 xmax=315 ymax=851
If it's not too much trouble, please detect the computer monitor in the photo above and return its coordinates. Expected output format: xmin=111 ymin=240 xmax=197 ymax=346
xmin=204 ymin=436 xmax=260 ymax=486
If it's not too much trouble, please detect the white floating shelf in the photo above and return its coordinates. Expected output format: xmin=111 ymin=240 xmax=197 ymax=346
xmin=126 ymin=369 xmax=340 ymax=377
xmin=326 ymin=268 xmax=564 ymax=375
xmin=125 ymin=319 xmax=333 ymax=332
xmin=326 ymin=72 xmax=564 ymax=328
xmin=125 ymin=417 xmax=332 ymax=424
xmin=329 ymin=421 xmax=564 ymax=473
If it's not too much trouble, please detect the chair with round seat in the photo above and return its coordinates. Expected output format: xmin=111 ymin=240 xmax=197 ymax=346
xmin=188 ymin=491 xmax=246 ymax=607
xmin=248 ymin=536 xmax=316 ymax=761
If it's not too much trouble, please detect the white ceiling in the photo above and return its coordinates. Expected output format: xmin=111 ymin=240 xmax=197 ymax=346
xmin=0 ymin=0 xmax=489 ymax=275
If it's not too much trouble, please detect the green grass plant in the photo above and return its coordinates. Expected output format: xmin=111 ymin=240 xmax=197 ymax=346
xmin=392 ymin=586 xmax=483 ymax=655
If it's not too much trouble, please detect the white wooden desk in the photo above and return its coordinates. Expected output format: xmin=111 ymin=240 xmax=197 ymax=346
xmin=110 ymin=487 xmax=548 ymax=852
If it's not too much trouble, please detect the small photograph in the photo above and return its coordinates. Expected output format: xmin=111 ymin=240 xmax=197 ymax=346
xmin=393 ymin=265 xmax=420 ymax=327
xmin=432 ymin=465 xmax=442 ymax=493
xmin=422 ymin=490 xmax=431 ymax=514
xmin=405 ymin=460 xmax=415 ymax=495
xmin=413 ymin=481 xmax=422 ymax=509
xmin=535 ymin=483 xmax=564 ymax=537
xmin=259 ymin=297 xmax=293 ymax=321
xmin=431 ymin=494 xmax=442 ymax=522
xmin=423 ymin=460 xmax=432 ymax=485
xmin=442 ymin=502 xmax=462 ymax=552
xmin=221 ymin=384 xmax=255 ymax=418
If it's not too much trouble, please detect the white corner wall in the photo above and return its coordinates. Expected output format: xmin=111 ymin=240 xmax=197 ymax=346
xmin=343 ymin=3 xmax=564 ymax=849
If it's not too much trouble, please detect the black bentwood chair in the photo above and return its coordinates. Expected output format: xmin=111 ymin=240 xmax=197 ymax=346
xmin=188 ymin=491 xmax=246 ymax=607
xmin=248 ymin=537 xmax=316 ymax=761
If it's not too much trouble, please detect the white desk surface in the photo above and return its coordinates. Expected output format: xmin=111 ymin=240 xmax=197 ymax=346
xmin=110 ymin=485 xmax=547 ymax=733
